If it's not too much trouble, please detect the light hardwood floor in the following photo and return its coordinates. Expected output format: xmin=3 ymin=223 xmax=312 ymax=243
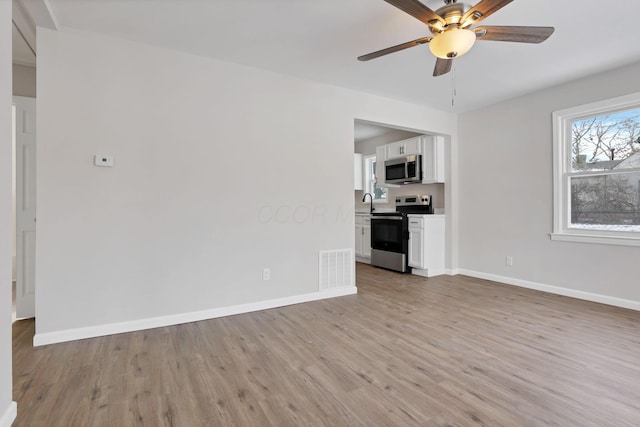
xmin=13 ymin=263 xmax=640 ymax=426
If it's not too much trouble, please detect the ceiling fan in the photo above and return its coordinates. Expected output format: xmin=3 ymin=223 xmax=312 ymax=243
xmin=358 ymin=0 xmax=554 ymax=76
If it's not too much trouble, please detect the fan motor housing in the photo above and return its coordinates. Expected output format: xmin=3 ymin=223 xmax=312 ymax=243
xmin=429 ymin=1 xmax=472 ymax=33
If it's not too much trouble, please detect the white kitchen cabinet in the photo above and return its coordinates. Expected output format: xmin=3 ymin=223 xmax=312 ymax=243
xmin=355 ymin=214 xmax=371 ymax=262
xmin=409 ymin=227 xmax=423 ymax=268
xmin=386 ymin=136 xmax=422 ymax=159
xmin=408 ymin=214 xmax=445 ymax=276
xmin=355 ymin=217 xmax=363 ymax=256
xmin=362 ymin=221 xmax=371 ymax=258
xmin=354 ymin=153 xmax=363 ymax=190
xmin=422 ymin=135 xmax=445 ymax=184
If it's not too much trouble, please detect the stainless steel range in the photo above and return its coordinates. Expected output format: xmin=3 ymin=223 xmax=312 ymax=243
xmin=370 ymin=195 xmax=433 ymax=273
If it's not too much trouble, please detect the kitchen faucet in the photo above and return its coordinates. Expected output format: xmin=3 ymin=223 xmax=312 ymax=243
xmin=362 ymin=192 xmax=375 ymax=214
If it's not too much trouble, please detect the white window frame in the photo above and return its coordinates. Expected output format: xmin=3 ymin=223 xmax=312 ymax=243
xmin=363 ymin=154 xmax=388 ymax=203
xmin=551 ymin=91 xmax=640 ymax=247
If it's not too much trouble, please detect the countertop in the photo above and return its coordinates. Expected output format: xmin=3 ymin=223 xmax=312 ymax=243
xmin=356 ymin=209 xmax=445 ymax=215
xmin=355 ymin=208 xmax=397 ymax=215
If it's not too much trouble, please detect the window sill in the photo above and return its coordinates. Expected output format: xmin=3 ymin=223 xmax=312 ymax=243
xmin=550 ymin=232 xmax=640 ymax=247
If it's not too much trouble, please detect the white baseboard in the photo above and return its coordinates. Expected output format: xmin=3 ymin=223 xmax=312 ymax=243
xmin=412 ymin=268 xmax=429 ymax=278
xmin=412 ymin=268 xmax=446 ymax=278
xmin=457 ymin=269 xmax=640 ymax=312
xmin=0 ymin=402 xmax=16 ymax=427
xmin=34 ymin=286 xmax=358 ymax=347
xmin=446 ymin=268 xmax=459 ymax=276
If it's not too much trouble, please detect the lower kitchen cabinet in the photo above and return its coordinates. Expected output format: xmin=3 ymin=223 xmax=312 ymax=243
xmin=408 ymin=214 xmax=445 ymax=277
xmin=355 ymin=214 xmax=371 ymax=262
xmin=409 ymin=227 xmax=424 ymax=268
xmin=362 ymin=225 xmax=371 ymax=258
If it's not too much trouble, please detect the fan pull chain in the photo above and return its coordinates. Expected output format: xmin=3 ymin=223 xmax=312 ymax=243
xmin=451 ymin=67 xmax=456 ymax=107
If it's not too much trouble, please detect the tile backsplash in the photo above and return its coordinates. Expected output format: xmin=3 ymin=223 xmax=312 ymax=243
xmin=355 ymin=183 xmax=445 ymax=212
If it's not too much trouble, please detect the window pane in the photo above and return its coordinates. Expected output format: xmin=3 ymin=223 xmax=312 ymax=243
xmin=571 ymin=109 xmax=640 ymax=172
xmin=365 ymin=157 xmax=388 ymax=201
xmin=372 ymin=160 xmax=387 ymax=200
xmin=570 ymin=172 xmax=640 ymax=231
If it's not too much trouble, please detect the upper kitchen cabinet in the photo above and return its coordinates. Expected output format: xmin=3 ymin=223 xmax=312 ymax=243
xmin=422 ymin=135 xmax=445 ymax=184
xmin=385 ymin=136 xmax=422 ymax=159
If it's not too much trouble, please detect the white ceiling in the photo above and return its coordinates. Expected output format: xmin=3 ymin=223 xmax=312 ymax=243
xmin=30 ymin=0 xmax=640 ymax=112
xmin=12 ymin=24 xmax=36 ymax=67
xmin=354 ymin=122 xmax=397 ymax=143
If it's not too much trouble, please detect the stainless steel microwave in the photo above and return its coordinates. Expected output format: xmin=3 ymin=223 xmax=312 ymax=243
xmin=384 ymin=155 xmax=422 ymax=184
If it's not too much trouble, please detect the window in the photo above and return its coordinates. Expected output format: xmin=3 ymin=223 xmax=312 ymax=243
xmin=364 ymin=155 xmax=388 ymax=203
xmin=552 ymin=92 xmax=640 ymax=246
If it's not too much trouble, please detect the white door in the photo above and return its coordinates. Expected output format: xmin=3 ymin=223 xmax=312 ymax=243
xmin=14 ymin=96 xmax=36 ymax=319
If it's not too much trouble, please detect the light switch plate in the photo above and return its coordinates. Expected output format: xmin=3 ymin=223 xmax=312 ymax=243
xmin=94 ymin=155 xmax=114 ymax=167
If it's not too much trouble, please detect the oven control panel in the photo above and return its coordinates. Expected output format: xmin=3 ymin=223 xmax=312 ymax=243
xmin=395 ymin=195 xmax=431 ymax=206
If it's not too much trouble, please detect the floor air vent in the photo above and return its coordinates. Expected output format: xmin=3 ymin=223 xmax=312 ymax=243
xmin=319 ymin=248 xmax=354 ymax=291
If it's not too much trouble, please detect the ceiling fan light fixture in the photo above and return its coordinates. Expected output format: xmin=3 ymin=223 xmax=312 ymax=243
xmin=429 ymin=27 xmax=476 ymax=59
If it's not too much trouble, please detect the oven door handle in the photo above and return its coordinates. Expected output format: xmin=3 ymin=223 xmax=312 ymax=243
xmin=371 ymin=216 xmax=404 ymax=221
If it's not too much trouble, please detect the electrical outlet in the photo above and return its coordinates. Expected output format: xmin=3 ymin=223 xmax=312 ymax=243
xmin=505 ymin=256 xmax=513 ymax=266
xmin=262 ymin=268 xmax=271 ymax=281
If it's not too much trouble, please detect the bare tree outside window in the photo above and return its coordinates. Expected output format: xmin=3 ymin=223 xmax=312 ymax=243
xmin=570 ymin=109 xmax=640 ymax=230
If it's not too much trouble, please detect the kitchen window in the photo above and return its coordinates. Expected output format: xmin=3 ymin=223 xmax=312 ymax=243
xmin=551 ymin=92 xmax=640 ymax=246
xmin=364 ymin=155 xmax=388 ymax=202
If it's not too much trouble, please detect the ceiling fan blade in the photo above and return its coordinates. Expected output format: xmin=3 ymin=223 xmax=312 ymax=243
xmin=358 ymin=37 xmax=432 ymax=61
xmin=461 ymin=0 xmax=513 ymax=27
xmin=384 ymin=0 xmax=446 ymax=26
xmin=433 ymin=58 xmax=453 ymax=76
xmin=474 ymin=26 xmax=555 ymax=43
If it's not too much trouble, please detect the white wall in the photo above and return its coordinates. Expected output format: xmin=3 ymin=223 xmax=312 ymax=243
xmin=458 ymin=60 xmax=640 ymax=306
xmin=36 ymin=27 xmax=458 ymax=342
xmin=0 ymin=2 xmax=17 ymax=425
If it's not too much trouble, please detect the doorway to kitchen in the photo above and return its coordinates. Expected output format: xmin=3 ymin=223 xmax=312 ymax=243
xmin=353 ymin=118 xmax=448 ymax=281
